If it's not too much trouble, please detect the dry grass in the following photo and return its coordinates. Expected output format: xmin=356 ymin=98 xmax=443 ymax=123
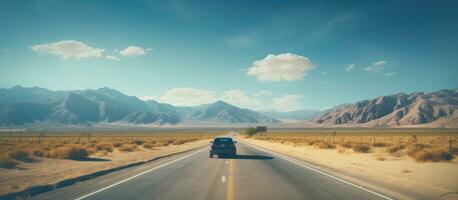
xmin=252 ymin=131 xmax=457 ymax=162
xmin=0 ymin=132 xmax=219 ymax=169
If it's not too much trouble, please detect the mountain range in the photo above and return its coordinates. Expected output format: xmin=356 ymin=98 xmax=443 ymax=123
xmin=313 ymin=88 xmax=458 ymax=127
xmin=0 ymin=86 xmax=279 ymax=126
xmin=1 ymin=86 xmax=457 ymax=128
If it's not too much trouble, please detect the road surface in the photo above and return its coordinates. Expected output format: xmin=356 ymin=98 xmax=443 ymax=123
xmin=32 ymin=140 xmax=391 ymax=200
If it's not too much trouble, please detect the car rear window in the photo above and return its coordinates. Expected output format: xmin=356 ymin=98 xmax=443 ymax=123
xmin=213 ymin=138 xmax=233 ymax=144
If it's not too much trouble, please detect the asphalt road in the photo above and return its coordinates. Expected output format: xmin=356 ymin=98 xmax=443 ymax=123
xmin=32 ymin=140 xmax=391 ymax=200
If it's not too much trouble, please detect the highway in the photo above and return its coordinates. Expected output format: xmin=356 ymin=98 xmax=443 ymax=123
xmin=32 ymin=139 xmax=391 ymax=200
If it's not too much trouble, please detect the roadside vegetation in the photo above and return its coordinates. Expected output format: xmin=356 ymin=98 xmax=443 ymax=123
xmin=250 ymin=131 xmax=457 ymax=162
xmin=0 ymin=132 xmax=219 ymax=169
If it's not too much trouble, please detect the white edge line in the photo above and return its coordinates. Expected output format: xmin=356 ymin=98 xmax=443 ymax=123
xmin=242 ymin=142 xmax=395 ymax=200
xmin=75 ymin=147 xmax=209 ymax=200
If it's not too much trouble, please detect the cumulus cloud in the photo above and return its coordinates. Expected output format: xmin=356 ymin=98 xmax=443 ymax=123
xmin=346 ymin=63 xmax=355 ymax=71
xmin=158 ymin=87 xmax=218 ymax=106
xmin=365 ymin=60 xmax=387 ymax=73
xmin=221 ymin=90 xmax=265 ymax=110
xmin=120 ymin=46 xmax=146 ymax=57
xmin=106 ymin=55 xmax=120 ymax=61
xmin=254 ymin=90 xmax=272 ymax=97
xmin=247 ymin=53 xmax=314 ymax=82
xmin=272 ymin=95 xmax=302 ymax=112
xmin=31 ymin=40 xmax=104 ymax=60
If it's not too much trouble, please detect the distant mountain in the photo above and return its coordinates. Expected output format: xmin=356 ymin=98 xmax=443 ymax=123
xmin=186 ymin=101 xmax=279 ymax=123
xmin=313 ymin=89 xmax=458 ymax=127
xmin=261 ymin=109 xmax=321 ymax=120
xmin=0 ymin=86 xmax=279 ymax=126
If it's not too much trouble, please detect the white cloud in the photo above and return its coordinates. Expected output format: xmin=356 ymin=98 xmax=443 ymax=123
xmin=120 ymin=46 xmax=146 ymax=57
xmin=106 ymin=55 xmax=120 ymax=61
xmin=345 ymin=63 xmax=355 ymax=71
xmin=158 ymin=87 xmax=218 ymax=106
xmin=254 ymin=90 xmax=272 ymax=97
xmin=221 ymin=90 xmax=265 ymax=110
xmin=146 ymin=48 xmax=154 ymax=52
xmin=247 ymin=53 xmax=314 ymax=82
xmin=385 ymin=72 xmax=396 ymax=77
xmin=365 ymin=60 xmax=387 ymax=73
xmin=272 ymin=95 xmax=302 ymax=112
xmin=31 ymin=40 xmax=104 ymax=60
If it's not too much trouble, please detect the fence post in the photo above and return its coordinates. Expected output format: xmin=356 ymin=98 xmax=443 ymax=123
xmin=450 ymin=136 xmax=453 ymax=153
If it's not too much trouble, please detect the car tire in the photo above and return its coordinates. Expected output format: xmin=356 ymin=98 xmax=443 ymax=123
xmin=210 ymin=153 xmax=213 ymax=158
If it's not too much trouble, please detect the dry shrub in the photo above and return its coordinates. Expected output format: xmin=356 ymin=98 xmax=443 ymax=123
xmin=386 ymin=144 xmax=405 ymax=153
xmin=352 ymin=143 xmax=371 ymax=153
xmin=406 ymin=144 xmax=430 ymax=157
xmin=0 ymin=156 xmax=18 ymax=169
xmin=341 ymin=142 xmax=353 ymax=149
xmin=95 ymin=142 xmax=114 ymax=152
xmin=143 ymin=143 xmax=155 ymax=149
xmin=113 ymin=141 xmax=123 ymax=147
xmin=119 ymin=144 xmax=137 ymax=152
xmin=372 ymin=142 xmax=387 ymax=147
xmin=316 ymin=142 xmax=336 ymax=149
xmin=8 ymin=149 xmax=30 ymax=160
xmin=172 ymin=139 xmax=187 ymax=145
xmin=411 ymin=148 xmax=453 ymax=162
xmin=132 ymin=139 xmax=145 ymax=145
xmin=28 ymin=148 xmax=48 ymax=157
xmin=51 ymin=146 xmax=89 ymax=160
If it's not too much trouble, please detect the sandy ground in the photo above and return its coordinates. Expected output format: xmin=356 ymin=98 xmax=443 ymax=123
xmin=243 ymin=138 xmax=458 ymax=200
xmin=0 ymin=139 xmax=210 ymax=195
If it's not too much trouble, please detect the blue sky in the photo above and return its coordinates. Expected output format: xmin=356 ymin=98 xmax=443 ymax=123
xmin=1 ymin=0 xmax=457 ymax=111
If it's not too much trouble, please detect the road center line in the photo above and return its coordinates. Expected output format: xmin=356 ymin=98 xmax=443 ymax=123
xmin=222 ymin=176 xmax=226 ymax=183
xmin=75 ymin=147 xmax=209 ymax=200
xmin=226 ymin=159 xmax=234 ymax=200
xmin=242 ymin=142 xmax=394 ymax=200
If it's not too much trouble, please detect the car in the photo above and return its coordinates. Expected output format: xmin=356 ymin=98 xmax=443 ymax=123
xmin=210 ymin=137 xmax=237 ymax=158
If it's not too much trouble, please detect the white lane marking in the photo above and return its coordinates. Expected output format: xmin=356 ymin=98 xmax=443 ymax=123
xmin=75 ymin=147 xmax=209 ymax=200
xmin=242 ymin=142 xmax=394 ymax=200
xmin=222 ymin=176 xmax=226 ymax=183
xmin=225 ymin=161 xmax=229 ymax=164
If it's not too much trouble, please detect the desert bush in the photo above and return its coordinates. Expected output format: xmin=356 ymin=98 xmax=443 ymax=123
xmin=406 ymin=143 xmax=431 ymax=157
xmin=118 ymin=144 xmax=137 ymax=152
xmin=386 ymin=144 xmax=405 ymax=153
xmin=51 ymin=146 xmax=89 ymax=160
xmin=132 ymin=139 xmax=145 ymax=145
xmin=95 ymin=142 xmax=114 ymax=152
xmin=413 ymin=148 xmax=453 ymax=162
xmin=8 ymin=149 xmax=30 ymax=160
xmin=316 ymin=142 xmax=336 ymax=149
xmin=0 ymin=156 xmax=18 ymax=169
xmin=28 ymin=148 xmax=48 ymax=157
xmin=372 ymin=142 xmax=387 ymax=147
xmin=341 ymin=142 xmax=353 ymax=149
xmin=352 ymin=143 xmax=371 ymax=153
xmin=113 ymin=141 xmax=123 ymax=147
xmin=143 ymin=143 xmax=155 ymax=149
